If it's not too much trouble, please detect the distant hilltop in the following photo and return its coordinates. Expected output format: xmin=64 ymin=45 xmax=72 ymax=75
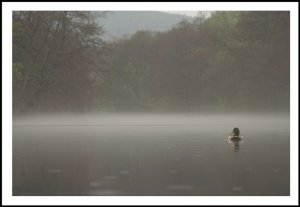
xmin=96 ymin=11 xmax=195 ymax=41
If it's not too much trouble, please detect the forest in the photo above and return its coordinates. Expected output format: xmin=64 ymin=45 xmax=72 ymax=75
xmin=12 ymin=11 xmax=290 ymax=114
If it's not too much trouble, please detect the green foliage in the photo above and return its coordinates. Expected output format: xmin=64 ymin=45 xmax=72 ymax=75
xmin=13 ymin=21 xmax=23 ymax=37
xmin=13 ymin=11 xmax=290 ymax=114
xmin=13 ymin=62 xmax=23 ymax=78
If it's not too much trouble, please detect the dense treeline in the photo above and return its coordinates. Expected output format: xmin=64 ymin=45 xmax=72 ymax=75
xmin=13 ymin=11 xmax=289 ymax=114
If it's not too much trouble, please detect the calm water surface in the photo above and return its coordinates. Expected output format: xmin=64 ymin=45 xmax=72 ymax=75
xmin=13 ymin=114 xmax=290 ymax=196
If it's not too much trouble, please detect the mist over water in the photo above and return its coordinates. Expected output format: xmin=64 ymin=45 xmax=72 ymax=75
xmin=13 ymin=113 xmax=289 ymax=138
xmin=13 ymin=113 xmax=289 ymax=196
xmin=14 ymin=112 xmax=289 ymax=127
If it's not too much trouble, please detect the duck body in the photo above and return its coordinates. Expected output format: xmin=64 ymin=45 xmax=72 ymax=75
xmin=230 ymin=127 xmax=241 ymax=140
xmin=230 ymin=136 xmax=241 ymax=141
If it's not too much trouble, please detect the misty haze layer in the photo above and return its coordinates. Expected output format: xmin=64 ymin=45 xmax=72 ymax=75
xmin=13 ymin=113 xmax=289 ymax=133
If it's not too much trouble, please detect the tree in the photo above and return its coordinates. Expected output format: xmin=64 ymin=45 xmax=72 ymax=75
xmin=13 ymin=11 xmax=107 ymax=113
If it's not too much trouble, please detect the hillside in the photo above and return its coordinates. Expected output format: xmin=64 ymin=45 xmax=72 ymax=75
xmin=97 ymin=11 xmax=195 ymax=40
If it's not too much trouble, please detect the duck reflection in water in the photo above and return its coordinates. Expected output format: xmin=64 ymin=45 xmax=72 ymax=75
xmin=231 ymin=139 xmax=240 ymax=152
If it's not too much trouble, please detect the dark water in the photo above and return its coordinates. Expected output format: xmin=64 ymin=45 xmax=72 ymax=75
xmin=13 ymin=114 xmax=290 ymax=196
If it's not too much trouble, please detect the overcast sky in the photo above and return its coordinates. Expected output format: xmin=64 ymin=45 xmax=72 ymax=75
xmin=164 ymin=11 xmax=200 ymax=17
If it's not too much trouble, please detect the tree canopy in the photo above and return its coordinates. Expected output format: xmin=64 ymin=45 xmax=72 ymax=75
xmin=13 ymin=11 xmax=290 ymax=114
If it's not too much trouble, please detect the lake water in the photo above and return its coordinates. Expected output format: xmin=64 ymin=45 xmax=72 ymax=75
xmin=13 ymin=114 xmax=290 ymax=196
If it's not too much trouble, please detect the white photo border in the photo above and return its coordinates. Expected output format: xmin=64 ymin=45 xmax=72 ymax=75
xmin=2 ymin=2 xmax=298 ymax=205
